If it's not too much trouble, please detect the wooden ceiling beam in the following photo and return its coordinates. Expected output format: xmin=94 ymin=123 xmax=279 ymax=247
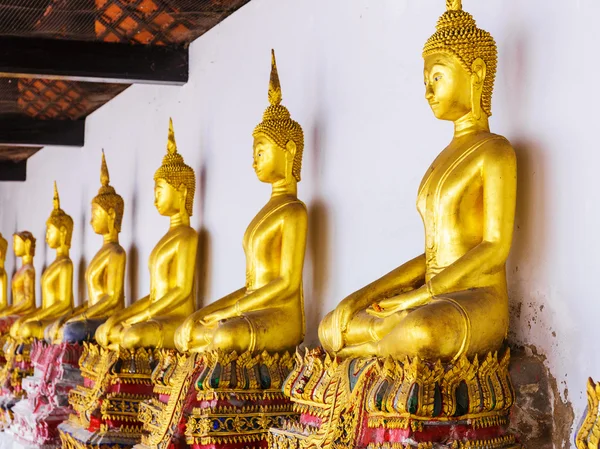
xmin=0 ymin=160 xmax=27 ymax=181
xmin=0 ymin=118 xmax=85 ymax=147
xmin=0 ymin=36 xmax=188 ymax=85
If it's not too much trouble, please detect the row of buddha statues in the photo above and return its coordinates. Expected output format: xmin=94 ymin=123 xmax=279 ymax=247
xmin=0 ymin=2 xmax=529 ymax=449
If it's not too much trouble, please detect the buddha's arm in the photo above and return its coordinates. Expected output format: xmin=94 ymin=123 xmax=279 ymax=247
xmin=426 ymin=144 xmax=516 ymax=295
xmin=82 ymin=252 xmax=126 ymax=320
xmin=191 ymin=288 xmax=246 ymax=322
xmin=338 ymin=254 xmax=427 ymax=316
xmin=30 ymin=262 xmax=73 ymax=321
xmin=9 ymin=270 xmax=35 ymax=315
xmin=0 ymin=272 xmax=7 ymax=309
xmin=204 ymin=205 xmax=308 ymax=321
xmin=143 ymin=235 xmax=198 ymax=320
xmin=113 ymin=296 xmax=150 ymax=325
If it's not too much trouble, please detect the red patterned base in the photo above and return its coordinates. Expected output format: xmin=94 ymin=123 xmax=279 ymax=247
xmin=269 ymin=349 xmax=523 ymax=449
xmin=59 ymin=344 xmax=158 ymax=449
xmin=136 ymin=350 xmax=296 ymax=449
xmin=4 ymin=341 xmax=83 ymax=447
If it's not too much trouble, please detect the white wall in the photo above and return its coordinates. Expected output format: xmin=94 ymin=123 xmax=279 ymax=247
xmin=0 ymin=0 xmax=595 ymax=436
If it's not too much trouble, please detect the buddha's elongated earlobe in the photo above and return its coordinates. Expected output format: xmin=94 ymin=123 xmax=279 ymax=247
xmin=470 ymin=58 xmax=486 ymax=120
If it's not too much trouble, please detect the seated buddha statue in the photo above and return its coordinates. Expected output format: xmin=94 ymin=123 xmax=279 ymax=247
xmin=46 ymin=152 xmax=126 ymax=344
xmin=10 ymin=183 xmax=74 ymax=342
xmin=95 ymin=119 xmax=197 ymax=351
xmin=175 ymin=50 xmax=307 ymax=355
xmin=0 ymin=232 xmax=36 ymax=327
xmin=319 ymin=0 xmax=517 ymax=362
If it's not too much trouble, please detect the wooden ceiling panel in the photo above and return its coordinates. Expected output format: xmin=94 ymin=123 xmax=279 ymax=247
xmin=0 ymin=0 xmax=251 ymax=180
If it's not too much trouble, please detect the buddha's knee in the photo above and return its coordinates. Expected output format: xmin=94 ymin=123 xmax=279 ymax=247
xmin=402 ymin=318 xmax=460 ymax=361
xmin=19 ymin=322 xmax=39 ymax=340
xmin=211 ymin=323 xmax=250 ymax=353
xmin=318 ymin=312 xmax=335 ymax=352
xmin=121 ymin=328 xmax=144 ymax=349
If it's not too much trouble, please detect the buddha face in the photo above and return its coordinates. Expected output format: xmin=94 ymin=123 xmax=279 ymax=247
xmin=253 ymin=134 xmax=287 ymax=184
xmin=46 ymin=223 xmax=63 ymax=249
xmin=90 ymin=203 xmax=110 ymax=235
xmin=154 ymin=178 xmax=184 ymax=216
xmin=423 ymin=52 xmax=472 ymax=122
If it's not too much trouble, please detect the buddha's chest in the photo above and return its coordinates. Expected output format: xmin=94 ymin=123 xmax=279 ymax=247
xmin=243 ymin=199 xmax=294 ymax=257
xmin=86 ymin=252 xmax=109 ymax=289
xmin=42 ymin=261 xmax=63 ymax=294
xmin=149 ymin=233 xmax=181 ymax=280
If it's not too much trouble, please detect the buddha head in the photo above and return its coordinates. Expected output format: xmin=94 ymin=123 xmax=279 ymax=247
xmin=253 ymin=50 xmax=304 ymax=185
xmin=13 ymin=231 xmax=35 ymax=260
xmin=154 ymin=118 xmax=196 ymax=218
xmin=422 ymin=0 xmax=497 ymax=121
xmin=46 ymin=182 xmax=74 ymax=250
xmin=91 ymin=151 xmax=124 ymax=236
xmin=0 ymin=233 xmax=7 ymax=264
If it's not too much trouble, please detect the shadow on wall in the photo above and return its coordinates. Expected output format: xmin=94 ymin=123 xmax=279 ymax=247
xmin=306 ymin=120 xmax=330 ymax=346
xmin=507 ymin=138 xmax=548 ymax=341
xmin=77 ymin=203 xmax=87 ymax=306
xmin=128 ymin=180 xmax=139 ymax=308
xmin=507 ymin=138 xmax=575 ymax=449
xmin=195 ymin=164 xmax=211 ymax=309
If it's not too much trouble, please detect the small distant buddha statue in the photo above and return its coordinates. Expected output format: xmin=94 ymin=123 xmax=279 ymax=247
xmin=0 ymin=233 xmax=8 ymax=313
xmin=47 ymin=152 xmax=126 ymax=344
xmin=95 ymin=119 xmax=197 ymax=351
xmin=318 ymin=0 xmax=517 ymax=362
xmin=0 ymin=232 xmax=36 ymax=328
xmin=175 ymin=50 xmax=307 ymax=355
xmin=10 ymin=183 xmax=74 ymax=342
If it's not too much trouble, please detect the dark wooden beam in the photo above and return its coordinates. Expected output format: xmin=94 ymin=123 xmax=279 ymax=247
xmin=0 ymin=160 xmax=27 ymax=181
xmin=0 ymin=37 xmax=188 ymax=85
xmin=0 ymin=118 xmax=85 ymax=147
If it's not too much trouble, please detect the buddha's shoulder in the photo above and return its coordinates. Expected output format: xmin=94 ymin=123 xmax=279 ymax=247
xmin=475 ymin=133 xmax=515 ymax=162
xmin=272 ymin=197 xmax=307 ymax=219
xmin=167 ymin=225 xmax=198 ymax=240
xmin=49 ymin=257 xmax=73 ymax=270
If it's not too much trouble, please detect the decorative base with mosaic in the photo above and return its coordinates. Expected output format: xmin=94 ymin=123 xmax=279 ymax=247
xmin=268 ymin=348 xmax=523 ymax=449
xmin=134 ymin=349 xmax=296 ymax=449
xmin=0 ymin=337 xmax=34 ymax=430
xmin=58 ymin=343 xmax=158 ymax=449
xmin=2 ymin=341 xmax=83 ymax=448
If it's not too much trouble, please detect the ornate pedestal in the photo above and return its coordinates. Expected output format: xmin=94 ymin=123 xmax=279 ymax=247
xmin=135 ymin=350 xmax=296 ymax=449
xmin=58 ymin=343 xmax=158 ymax=449
xmin=269 ymin=349 xmax=523 ymax=449
xmin=3 ymin=341 xmax=83 ymax=448
xmin=0 ymin=338 xmax=34 ymax=429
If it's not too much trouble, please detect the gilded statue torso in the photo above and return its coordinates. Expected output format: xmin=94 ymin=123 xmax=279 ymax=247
xmin=149 ymin=225 xmax=196 ymax=317
xmin=11 ymin=264 xmax=35 ymax=308
xmin=417 ymin=132 xmax=508 ymax=289
xmin=42 ymin=257 xmax=73 ymax=311
xmin=243 ymin=194 xmax=305 ymax=311
xmin=86 ymin=243 xmax=124 ymax=305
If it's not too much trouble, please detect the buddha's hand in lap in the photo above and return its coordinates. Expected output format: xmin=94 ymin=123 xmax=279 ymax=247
xmin=200 ymin=306 xmax=236 ymax=326
xmin=367 ymin=286 xmax=431 ymax=318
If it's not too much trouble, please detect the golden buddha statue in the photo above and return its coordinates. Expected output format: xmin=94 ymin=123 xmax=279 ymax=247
xmin=47 ymin=152 xmax=126 ymax=344
xmin=10 ymin=183 xmax=74 ymax=342
xmin=0 ymin=232 xmax=36 ymax=321
xmin=319 ymin=0 xmax=517 ymax=362
xmin=0 ymin=234 xmax=8 ymax=313
xmin=95 ymin=119 xmax=197 ymax=350
xmin=175 ymin=50 xmax=307 ymax=355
